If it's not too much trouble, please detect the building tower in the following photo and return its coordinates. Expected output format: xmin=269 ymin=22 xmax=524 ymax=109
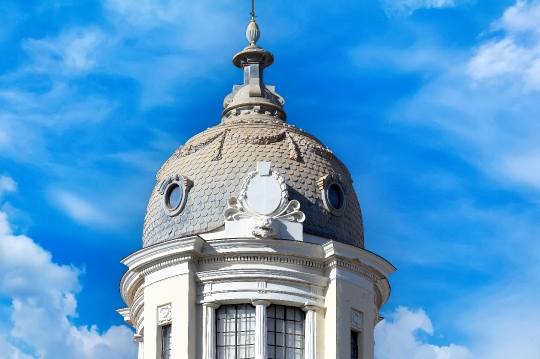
xmin=118 ymin=9 xmax=395 ymax=359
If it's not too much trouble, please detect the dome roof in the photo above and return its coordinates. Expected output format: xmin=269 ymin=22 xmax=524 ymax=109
xmin=141 ymin=17 xmax=364 ymax=249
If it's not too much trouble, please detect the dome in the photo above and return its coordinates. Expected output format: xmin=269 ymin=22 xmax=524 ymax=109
xmin=141 ymin=19 xmax=364 ymax=249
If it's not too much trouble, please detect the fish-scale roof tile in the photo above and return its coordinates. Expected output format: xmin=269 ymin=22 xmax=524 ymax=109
xmin=142 ymin=118 xmax=364 ymax=248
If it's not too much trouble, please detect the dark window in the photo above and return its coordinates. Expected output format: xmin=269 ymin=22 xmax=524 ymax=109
xmin=328 ymin=183 xmax=344 ymax=210
xmin=216 ymin=304 xmax=256 ymax=359
xmin=351 ymin=330 xmax=359 ymax=359
xmin=161 ymin=324 xmax=172 ymax=359
xmin=267 ymin=305 xmax=304 ymax=359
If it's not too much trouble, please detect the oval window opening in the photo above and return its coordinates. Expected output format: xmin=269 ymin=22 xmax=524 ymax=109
xmin=328 ymin=183 xmax=343 ymax=210
xmin=167 ymin=184 xmax=182 ymax=209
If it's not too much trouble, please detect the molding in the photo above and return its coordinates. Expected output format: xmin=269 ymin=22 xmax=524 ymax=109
xmin=130 ymin=293 xmax=145 ymax=325
xmin=351 ymin=309 xmax=363 ymax=332
xmin=325 ymin=258 xmax=380 ymax=284
xmin=316 ymin=173 xmax=349 ymax=216
xmin=158 ymin=304 xmax=172 ymax=326
xmin=202 ymin=302 xmax=220 ymax=309
xmin=159 ymin=173 xmax=193 ymax=217
xmin=252 ymin=299 xmax=271 ymax=307
xmin=322 ymin=241 xmax=396 ymax=276
xmin=120 ymin=270 xmax=144 ymax=306
xmin=224 ymin=162 xmax=304 ymax=238
xmin=121 ymin=236 xmax=204 ymax=270
xmin=196 ymin=268 xmax=329 ymax=288
xmin=201 ymin=237 xmax=324 ymax=259
xmin=139 ymin=254 xmax=196 ymax=277
xmin=198 ymin=253 xmax=324 ymax=271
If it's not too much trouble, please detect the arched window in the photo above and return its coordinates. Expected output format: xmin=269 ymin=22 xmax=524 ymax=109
xmin=267 ymin=305 xmax=305 ymax=359
xmin=216 ymin=304 xmax=256 ymax=359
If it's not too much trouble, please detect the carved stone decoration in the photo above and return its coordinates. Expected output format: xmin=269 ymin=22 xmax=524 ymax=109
xmin=252 ymin=216 xmax=278 ymax=237
xmin=176 ymin=131 xmax=225 ymax=158
xmin=286 ymin=132 xmax=302 ymax=161
xmin=225 ymin=162 xmax=305 ymax=238
xmin=159 ymin=174 xmax=193 ymax=217
xmin=351 ymin=309 xmax=363 ymax=332
xmin=158 ymin=304 xmax=172 ymax=325
xmin=212 ymin=130 xmax=228 ymax=161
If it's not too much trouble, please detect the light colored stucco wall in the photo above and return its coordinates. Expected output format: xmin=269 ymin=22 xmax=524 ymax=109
xmin=324 ymin=275 xmax=376 ymax=359
xmin=144 ymin=271 xmax=196 ymax=359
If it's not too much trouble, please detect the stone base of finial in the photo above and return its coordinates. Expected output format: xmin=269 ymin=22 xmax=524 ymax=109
xmin=232 ymin=46 xmax=274 ymax=69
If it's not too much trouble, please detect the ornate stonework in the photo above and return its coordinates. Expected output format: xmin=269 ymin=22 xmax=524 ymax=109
xmin=351 ymin=309 xmax=363 ymax=332
xmin=224 ymin=162 xmax=305 ymax=239
xmin=157 ymin=304 xmax=172 ymax=325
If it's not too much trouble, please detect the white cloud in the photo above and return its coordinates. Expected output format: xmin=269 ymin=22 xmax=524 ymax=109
xmin=381 ymin=0 xmax=457 ymax=15
xmin=22 ymin=29 xmax=103 ymax=74
xmin=375 ymin=307 xmax=473 ymax=359
xmin=468 ymin=0 xmax=540 ymax=91
xmin=53 ymin=191 xmax=110 ymax=226
xmin=0 ymin=199 xmax=136 ymax=358
xmin=0 ymin=176 xmax=16 ymax=199
xmin=503 ymin=151 xmax=540 ymax=188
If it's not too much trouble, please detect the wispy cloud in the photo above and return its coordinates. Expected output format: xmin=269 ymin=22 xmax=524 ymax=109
xmin=53 ymin=191 xmax=110 ymax=226
xmin=22 ymin=29 xmax=104 ymax=74
xmin=380 ymin=0 xmax=458 ymax=15
xmin=468 ymin=0 xmax=540 ymax=91
xmin=0 ymin=175 xmax=17 ymax=199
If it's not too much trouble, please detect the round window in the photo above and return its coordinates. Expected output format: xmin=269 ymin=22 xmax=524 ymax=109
xmin=159 ymin=174 xmax=192 ymax=217
xmin=328 ymin=183 xmax=343 ymax=210
xmin=321 ymin=180 xmax=346 ymax=216
xmin=166 ymin=184 xmax=182 ymax=210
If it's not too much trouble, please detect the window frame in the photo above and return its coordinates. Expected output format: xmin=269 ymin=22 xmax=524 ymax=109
xmin=160 ymin=324 xmax=172 ymax=359
xmin=266 ymin=304 xmax=305 ymax=359
xmin=216 ymin=304 xmax=256 ymax=359
xmin=350 ymin=329 xmax=359 ymax=359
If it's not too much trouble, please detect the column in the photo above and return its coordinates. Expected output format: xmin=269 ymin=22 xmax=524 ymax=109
xmin=204 ymin=303 xmax=220 ymax=359
xmin=303 ymin=305 xmax=318 ymax=359
xmin=252 ymin=300 xmax=271 ymax=359
xmin=134 ymin=334 xmax=144 ymax=359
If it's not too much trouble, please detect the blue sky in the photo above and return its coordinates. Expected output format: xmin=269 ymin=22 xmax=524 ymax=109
xmin=0 ymin=0 xmax=539 ymax=358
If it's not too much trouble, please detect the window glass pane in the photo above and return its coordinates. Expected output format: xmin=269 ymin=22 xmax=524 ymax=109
xmin=295 ymin=321 xmax=303 ymax=335
xmin=351 ymin=330 xmax=359 ymax=359
xmin=295 ymin=309 xmax=303 ymax=322
xmin=275 ymin=306 xmax=284 ymax=319
xmin=268 ymin=318 xmax=275 ymax=331
xmin=276 ymin=319 xmax=284 ymax=333
xmin=161 ymin=324 xmax=172 ymax=359
xmin=216 ymin=304 xmax=255 ymax=359
xmin=267 ymin=305 xmax=305 ymax=359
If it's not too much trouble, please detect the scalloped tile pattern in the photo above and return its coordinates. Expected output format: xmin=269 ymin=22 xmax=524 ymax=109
xmin=143 ymin=115 xmax=364 ymax=248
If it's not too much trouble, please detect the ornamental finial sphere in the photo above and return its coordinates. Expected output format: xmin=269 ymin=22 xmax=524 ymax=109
xmin=246 ymin=18 xmax=260 ymax=45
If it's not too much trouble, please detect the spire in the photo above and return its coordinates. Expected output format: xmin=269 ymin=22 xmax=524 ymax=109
xmin=246 ymin=0 xmax=260 ymax=45
xmin=221 ymin=2 xmax=286 ymax=122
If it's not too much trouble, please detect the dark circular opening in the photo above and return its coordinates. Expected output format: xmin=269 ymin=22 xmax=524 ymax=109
xmin=166 ymin=184 xmax=182 ymax=210
xmin=328 ymin=183 xmax=344 ymax=210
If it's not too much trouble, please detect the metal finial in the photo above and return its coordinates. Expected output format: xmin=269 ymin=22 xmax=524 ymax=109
xmin=246 ymin=0 xmax=260 ymax=45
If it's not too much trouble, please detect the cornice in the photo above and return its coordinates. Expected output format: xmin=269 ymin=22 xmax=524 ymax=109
xmin=198 ymin=253 xmax=324 ymax=271
xmin=202 ymin=238 xmax=324 ymax=259
xmin=322 ymin=241 xmax=396 ymax=277
xmin=196 ymin=268 xmax=329 ymax=288
xmin=121 ymin=236 xmax=204 ymax=270
xmin=139 ymin=254 xmax=197 ymax=277
xmin=119 ymin=236 xmax=395 ymax=310
xmin=324 ymin=257 xmax=380 ymax=283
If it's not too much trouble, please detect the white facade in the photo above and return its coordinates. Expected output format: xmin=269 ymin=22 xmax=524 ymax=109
xmin=118 ymin=232 xmax=394 ymax=359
